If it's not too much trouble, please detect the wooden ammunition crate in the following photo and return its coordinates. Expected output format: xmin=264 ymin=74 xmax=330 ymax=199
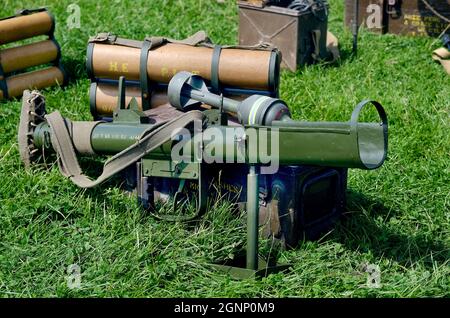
xmin=345 ymin=0 xmax=450 ymax=37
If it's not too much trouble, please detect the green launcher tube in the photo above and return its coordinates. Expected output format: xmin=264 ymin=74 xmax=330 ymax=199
xmin=32 ymin=102 xmax=387 ymax=170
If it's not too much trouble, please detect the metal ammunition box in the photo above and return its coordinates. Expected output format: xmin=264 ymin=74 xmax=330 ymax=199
xmin=152 ymin=164 xmax=347 ymax=247
xmin=345 ymin=0 xmax=450 ymax=37
xmin=238 ymin=1 xmax=330 ymax=71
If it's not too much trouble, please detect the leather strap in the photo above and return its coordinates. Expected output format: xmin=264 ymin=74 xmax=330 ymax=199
xmin=432 ymin=47 xmax=450 ymax=75
xmin=45 ymin=110 xmax=204 ymax=188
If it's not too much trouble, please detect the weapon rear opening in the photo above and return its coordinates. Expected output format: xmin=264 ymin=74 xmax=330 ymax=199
xmin=353 ymin=100 xmax=388 ymax=170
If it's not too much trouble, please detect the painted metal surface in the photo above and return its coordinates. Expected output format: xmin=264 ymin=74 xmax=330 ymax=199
xmin=20 ymin=72 xmax=389 ymax=279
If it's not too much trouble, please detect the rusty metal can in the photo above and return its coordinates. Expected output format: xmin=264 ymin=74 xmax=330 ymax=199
xmin=238 ymin=0 xmax=331 ymax=71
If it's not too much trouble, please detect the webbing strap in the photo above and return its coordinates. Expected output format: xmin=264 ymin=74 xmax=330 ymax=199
xmin=88 ymin=32 xmax=142 ymax=47
xmin=140 ymin=39 xmax=153 ymax=110
xmin=89 ymin=30 xmax=278 ymax=52
xmin=142 ymin=30 xmax=211 ymax=49
xmin=0 ymin=62 xmax=8 ymax=99
xmin=139 ymin=32 xmax=211 ymax=109
xmin=45 ymin=110 xmax=204 ymax=188
xmin=0 ymin=7 xmax=48 ymax=22
xmin=89 ymin=31 xmax=211 ymax=49
xmin=432 ymin=47 xmax=450 ymax=75
xmin=210 ymin=45 xmax=222 ymax=93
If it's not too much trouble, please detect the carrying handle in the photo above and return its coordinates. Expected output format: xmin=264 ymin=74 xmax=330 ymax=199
xmin=168 ymin=166 xmax=207 ymax=222
xmin=15 ymin=7 xmax=48 ymax=16
xmin=350 ymin=100 xmax=388 ymax=130
xmin=0 ymin=7 xmax=48 ymax=21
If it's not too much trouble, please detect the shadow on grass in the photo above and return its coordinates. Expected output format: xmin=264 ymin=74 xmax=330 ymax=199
xmin=61 ymin=56 xmax=88 ymax=83
xmin=337 ymin=47 xmax=357 ymax=64
xmin=36 ymin=156 xmax=448 ymax=271
xmin=333 ymin=190 xmax=449 ymax=270
xmin=36 ymin=157 xmax=138 ymax=222
xmin=283 ymin=47 xmax=356 ymax=76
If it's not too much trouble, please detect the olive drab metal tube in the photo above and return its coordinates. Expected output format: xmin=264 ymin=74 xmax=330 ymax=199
xmin=29 ymin=69 xmax=387 ymax=171
xmin=31 ymin=100 xmax=387 ymax=170
xmin=168 ymin=72 xmax=388 ymax=170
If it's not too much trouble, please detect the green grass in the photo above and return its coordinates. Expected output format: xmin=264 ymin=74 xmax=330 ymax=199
xmin=0 ymin=0 xmax=449 ymax=297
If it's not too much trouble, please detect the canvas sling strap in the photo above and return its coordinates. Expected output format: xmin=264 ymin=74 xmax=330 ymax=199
xmin=44 ymin=109 xmax=204 ymax=189
xmin=432 ymin=47 xmax=450 ymax=75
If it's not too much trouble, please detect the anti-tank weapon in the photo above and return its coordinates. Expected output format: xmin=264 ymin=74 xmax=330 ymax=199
xmin=18 ymin=74 xmax=388 ymax=278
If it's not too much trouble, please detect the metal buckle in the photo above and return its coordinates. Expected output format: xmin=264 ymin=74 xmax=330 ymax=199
xmin=94 ymin=32 xmax=116 ymax=43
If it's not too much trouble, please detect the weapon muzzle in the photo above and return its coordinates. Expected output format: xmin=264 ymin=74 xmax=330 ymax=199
xmin=272 ymin=100 xmax=388 ymax=170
